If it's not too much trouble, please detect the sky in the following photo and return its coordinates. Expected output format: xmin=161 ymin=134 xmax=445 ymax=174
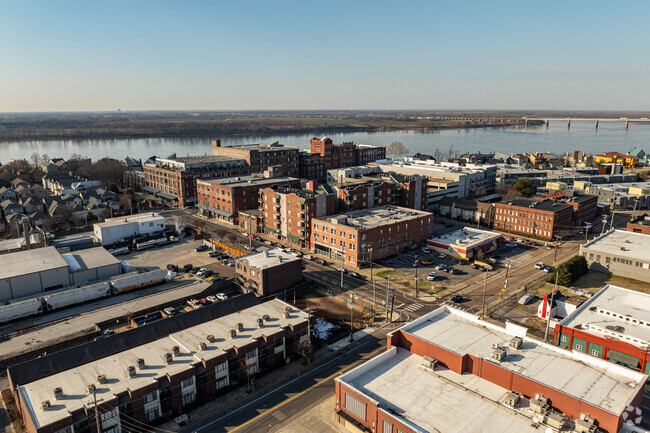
xmin=1 ymin=0 xmax=649 ymax=112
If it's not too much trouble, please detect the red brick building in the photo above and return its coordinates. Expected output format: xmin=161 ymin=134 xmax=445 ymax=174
xmin=335 ymin=305 xmax=646 ymax=433
xmin=143 ymin=155 xmax=248 ymax=207
xmin=560 ymin=194 xmax=599 ymax=226
xmin=235 ymin=248 xmax=303 ymax=296
xmin=259 ymin=183 xmax=335 ymax=248
xmin=310 ymin=206 xmax=434 ymax=267
xmin=211 ymin=140 xmax=300 ymax=177
xmin=299 ymin=137 xmax=385 ymax=181
xmin=331 ymin=172 xmax=427 ymax=212
xmin=627 ymin=221 xmax=650 ymax=235
xmin=493 ymin=198 xmax=573 ymax=240
xmin=196 ymin=175 xmax=300 ymax=224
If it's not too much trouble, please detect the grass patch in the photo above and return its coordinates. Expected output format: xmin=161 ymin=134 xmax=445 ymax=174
xmin=375 ymin=269 xmax=397 ymax=278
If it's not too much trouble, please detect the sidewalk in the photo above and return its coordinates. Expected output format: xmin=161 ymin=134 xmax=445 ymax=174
xmin=275 ymin=395 xmax=343 ymax=433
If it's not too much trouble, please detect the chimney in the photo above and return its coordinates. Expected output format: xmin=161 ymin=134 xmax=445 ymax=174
xmin=257 ymin=318 xmax=264 ymax=328
xmin=306 ymin=180 xmax=318 ymax=191
xmin=212 ymin=139 xmax=222 ymax=153
xmin=21 ymin=217 xmax=31 ymax=250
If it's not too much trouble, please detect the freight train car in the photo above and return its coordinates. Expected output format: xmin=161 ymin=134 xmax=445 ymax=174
xmin=0 ymin=298 xmax=44 ymax=324
xmin=109 ymin=269 xmax=167 ymax=293
xmin=43 ymin=282 xmax=112 ymax=311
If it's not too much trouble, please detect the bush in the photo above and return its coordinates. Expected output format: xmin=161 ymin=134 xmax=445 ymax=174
xmin=552 ymin=255 xmax=588 ymax=287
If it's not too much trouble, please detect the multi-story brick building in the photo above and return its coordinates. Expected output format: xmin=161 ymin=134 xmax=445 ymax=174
xmin=211 ymin=140 xmax=300 ymax=177
xmin=560 ymin=193 xmax=599 ymax=226
xmin=196 ymin=175 xmax=300 ymax=224
xmin=310 ymin=206 xmax=434 ymax=267
xmin=259 ymin=182 xmax=335 ymax=247
xmin=299 ymin=137 xmax=385 ymax=181
xmin=627 ymin=220 xmax=650 ymax=235
xmin=493 ymin=198 xmax=573 ymax=240
xmin=235 ymin=248 xmax=303 ymax=296
xmin=8 ymin=295 xmax=309 ymax=433
xmin=335 ymin=305 xmax=646 ymax=433
xmin=143 ymin=155 xmax=248 ymax=207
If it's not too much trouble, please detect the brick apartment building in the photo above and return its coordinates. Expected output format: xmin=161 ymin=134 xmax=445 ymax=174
xmin=8 ymin=295 xmax=309 ymax=433
xmin=536 ymin=192 xmax=599 ymax=226
xmin=627 ymin=221 xmax=650 ymax=235
xmin=211 ymin=140 xmax=300 ymax=177
xmin=493 ymin=199 xmax=573 ymax=240
xmin=555 ymin=284 xmax=650 ymax=374
xmin=235 ymin=248 xmax=303 ymax=296
xmin=196 ymin=175 xmax=300 ymax=224
xmin=143 ymin=155 xmax=248 ymax=207
xmin=335 ymin=305 xmax=646 ymax=433
xmin=310 ymin=206 xmax=434 ymax=267
xmin=259 ymin=182 xmax=335 ymax=247
xmin=299 ymin=137 xmax=385 ymax=181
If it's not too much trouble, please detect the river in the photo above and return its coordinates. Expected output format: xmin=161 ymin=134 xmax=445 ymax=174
xmin=1 ymin=122 xmax=648 ymax=164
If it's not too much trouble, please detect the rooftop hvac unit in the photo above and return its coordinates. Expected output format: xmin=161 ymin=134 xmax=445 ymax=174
xmin=421 ymin=356 xmax=438 ymax=370
xmin=137 ymin=358 xmax=145 ymax=369
xmin=491 ymin=348 xmax=507 ymax=362
xmin=53 ymin=387 xmax=63 ymax=399
xmin=237 ymin=322 xmax=244 ymax=332
xmin=86 ymin=384 xmax=96 ymax=395
xmin=198 ymin=342 xmax=207 ymax=350
xmin=230 ymin=329 xmax=237 ymax=339
xmin=257 ymin=318 xmax=264 ymax=328
xmin=491 ymin=342 xmax=501 ymax=349
xmin=574 ymin=414 xmax=597 ymax=433
xmin=503 ymin=391 xmax=520 ymax=408
xmin=127 ymin=366 xmax=136 ymax=377
xmin=535 ymin=394 xmax=549 ymax=406
xmin=263 ymin=314 xmax=271 ymax=322
xmin=172 ymin=345 xmax=180 ymax=355
xmin=97 ymin=374 xmax=107 ymax=384
xmin=41 ymin=400 xmax=51 ymax=411
xmin=530 ymin=397 xmax=549 ymax=414
xmin=164 ymin=352 xmax=173 ymax=364
xmin=543 ymin=412 xmax=565 ymax=430
xmin=207 ymin=334 xmax=215 ymax=343
xmin=509 ymin=337 xmax=523 ymax=349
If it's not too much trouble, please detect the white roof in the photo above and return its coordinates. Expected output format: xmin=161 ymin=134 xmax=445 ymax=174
xmin=428 ymin=227 xmax=503 ymax=249
xmin=581 ymin=229 xmax=650 ymax=262
xmin=62 ymin=247 xmax=121 ymax=271
xmin=0 ymin=247 xmax=69 ymax=279
xmin=235 ymin=247 xmax=300 ymax=269
xmin=560 ymin=284 xmax=650 ymax=349
xmin=398 ymin=306 xmax=645 ymax=416
xmin=338 ymin=347 xmax=555 ymax=433
xmin=18 ymin=299 xmax=307 ymax=429
xmin=95 ymin=213 xmax=164 ymax=229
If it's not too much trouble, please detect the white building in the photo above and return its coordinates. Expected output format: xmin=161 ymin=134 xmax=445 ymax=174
xmin=580 ymin=230 xmax=650 ymax=282
xmin=93 ymin=213 xmax=166 ymax=246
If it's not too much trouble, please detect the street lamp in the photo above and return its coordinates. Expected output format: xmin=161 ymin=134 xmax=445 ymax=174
xmin=368 ymin=246 xmax=376 ymax=318
xmin=413 ymin=257 xmax=419 ymax=298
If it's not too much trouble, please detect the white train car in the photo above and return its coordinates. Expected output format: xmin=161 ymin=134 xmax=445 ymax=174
xmin=0 ymin=298 xmax=44 ymax=324
xmin=44 ymin=282 xmax=112 ymax=311
xmin=110 ymin=269 xmax=167 ymax=293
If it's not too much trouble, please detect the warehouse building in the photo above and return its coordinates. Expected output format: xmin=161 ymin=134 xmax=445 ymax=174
xmin=0 ymin=246 xmax=121 ymax=301
xmin=580 ymin=230 xmax=650 ymax=282
xmin=9 ymin=295 xmax=308 ymax=433
xmin=555 ymin=285 xmax=650 ymax=373
xmin=93 ymin=213 xmax=166 ymax=246
xmin=426 ymin=227 xmax=503 ymax=260
xmin=335 ymin=305 xmax=647 ymax=433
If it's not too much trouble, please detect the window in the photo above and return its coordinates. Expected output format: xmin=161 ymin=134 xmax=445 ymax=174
xmin=182 ymin=376 xmax=194 ymax=388
xmin=275 ymin=338 xmax=284 ymax=347
xmin=383 ymin=420 xmax=393 ymax=433
xmin=100 ymin=407 xmax=118 ymax=422
xmin=397 ymin=429 xmax=407 ymax=433
xmin=345 ymin=393 xmax=366 ymax=421
xmin=216 ymin=377 xmax=228 ymax=390
xmin=143 ymin=391 xmax=157 ymax=404
xmin=575 ymin=343 xmax=583 ymax=351
xmin=216 ymin=361 xmax=228 ymax=373
xmin=55 ymin=427 xmax=73 ymax=433
xmin=247 ymin=349 xmax=257 ymax=359
xmin=591 ymin=349 xmax=600 ymax=356
xmin=145 ymin=407 xmax=159 ymax=422
xmin=182 ymin=391 xmax=195 ymax=406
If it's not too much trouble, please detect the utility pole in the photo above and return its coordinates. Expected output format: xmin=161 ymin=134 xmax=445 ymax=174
xmin=414 ymin=257 xmax=419 ymax=298
xmin=385 ymin=276 xmax=391 ymax=323
xmin=544 ymin=271 xmax=559 ymax=342
xmin=348 ymin=291 xmax=355 ymax=342
xmin=552 ymin=236 xmax=560 ymax=268
xmin=601 ymin=215 xmax=608 ymax=235
xmin=340 ymin=248 xmax=345 ymax=290
xmin=584 ymin=223 xmax=589 ymax=244
xmin=369 ymin=247 xmax=375 ymax=318
xmin=481 ymin=267 xmax=489 ymax=318
xmin=93 ymin=389 xmax=101 ymax=433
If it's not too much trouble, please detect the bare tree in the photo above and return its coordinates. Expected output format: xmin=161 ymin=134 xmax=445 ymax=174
xmin=387 ymin=141 xmax=410 ymax=158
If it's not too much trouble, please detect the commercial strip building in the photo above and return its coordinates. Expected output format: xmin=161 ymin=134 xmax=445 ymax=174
xmin=93 ymin=213 xmax=166 ymax=246
xmin=586 ymin=182 xmax=650 ymax=210
xmin=196 ymin=175 xmax=300 ymax=224
xmin=235 ymin=248 xmax=303 ymax=296
xmin=299 ymin=137 xmax=385 ymax=181
xmin=580 ymin=230 xmax=650 ymax=282
xmin=143 ymin=155 xmax=249 ymax=207
xmin=310 ymin=205 xmax=434 ymax=267
xmin=427 ymin=227 xmax=504 ymax=260
xmin=437 ymin=196 xmax=495 ymax=226
xmin=0 ymin=246 xmax=122 ymax=302
xmin=335 ymin=305 xmax=646 ymax=433
xmin=493 ymin=198 xmax=573 ymax=240
xmin=555 ymin=284 xmax=650 ymax=373
xmin=9 ymin=295 xmax=309 ymax=433
xmin=259 ymin=183 xmax=335 ymax=247
xmin=211 ymin=139 xmax=300 ymax=177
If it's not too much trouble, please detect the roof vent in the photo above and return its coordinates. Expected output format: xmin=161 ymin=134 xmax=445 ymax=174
xmin=491 ymin=348 xmax=507 ymax=362
xmin=257 ymin=318 xmax=264 ymax=328
xmin=237 ymin=322 xmax=244 ymax=332
xmin=230 ymin=329 xmax=237 ymax=339
xmin=137 ymin=358 xmax=145 ymax=369
xmin=53 ymin=387 xmax=63 ymax=399
xmin=421 ymin=356 xmax=438 ymax=370
xmin=508 ymin=337 xmax=523 ymax=349
xmin=127 ymin=366 xmax=136 ymax=377
xmin=263 ymin=314 xmax=271 ymax=321
xmin=41 ymin=400 xmax=51 ymax=411
xmin=97 ymin=374 xmax=107 ymax=384
xmin=164 ymin=352 xmax=173 ymax=364
xmin=207 ymin=334 xmax=215 ymax=343
xmin=198 ymin=342 xmax=207 ymax=351
xmin=172 ymin=345 xmax=180 ymax=355
xmin=86 ymin=384 xmax=96 ymax=395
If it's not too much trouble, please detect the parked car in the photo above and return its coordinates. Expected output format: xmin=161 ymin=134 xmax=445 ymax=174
xmin=316 ymin=259 xmax=327 ymax=265
xmin=516 ymin=237 xmax=524 ymax=243
xmin=447 ymin=267 xmax=458 ymax=275
xmin=304 ymin=255 xmax=312 ymax=261
xmin=293 ymin=251 xmax=303 ymax=257
xmin=534 ymin=262 xmax=546 ymax=270
xmin=350 ymin=272 xmax=362 ymax=279
xmin=450 ymin=294 xmax=463 ymax=303
xmin=264 ymin=240 xmax=273 ymax=245
xmin=421 ymin=247 xmax=431 ymax=254
xmin=427 ymin=272 xmax=437 ymax=281
xmin=197 ymin=268 xmax=208 ymax=276
xmin=438 ymin=253 xmax=446 ymax=259
xmin=182 ymin=264 xmax=193 ymax=273
xmin=163 ymin=307 xmax=179 ymax=316
xmin=518 ymin=294 xmax=535 ymax=305
xmin=209 ymin=251 xmax=220 ymax=258
xmin=241 ymin=232 xmax=248 ymax=237
xmin=434 ymin=264 xmax=447 ymax=271
xmin=336 ymin=267 xmax=348 ymax=274
xmin=505 ymin=243 xmax=517 ymax=248
xmin=421 ymin=260 xmax=434 ymax=265
xmin=206 ymin=295 xmax=218 ymax=303
xmin=459 ymin=259 xmax=469 ymax=266
xmin=594 ymin=229 xmax=601 ymax=234
xmin=190 ymin=267 xmax=200 ymax=274
xmin=531 ymin=241 xmax=537 ymax=246
xmin=471 ymin=263 xmax=480 ymax=269
xmin=216 ymin=293 xmax=228 ymax=301
xmin=167 ymin=264 xmax=178 ymax=272
xmin=227 ymin=261 xmax=235 ymax=267
xmin=195 ymin=245 xmax=209 ymax=252
xmin=509 ymin=237 xmax=515 ymax=241
xmin=197 ymin=298 xmax=210 ymax=306
xmin=543 ymin=265 xmax=554 ymax=273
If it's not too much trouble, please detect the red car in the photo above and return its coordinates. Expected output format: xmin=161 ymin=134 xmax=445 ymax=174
xmin=509 ymin=237 xmax=515 ymax=241
xmin=197 ymin=298 xmax=210 ymax=306
xmin=531 ymin=241 xmax=537 ymax=246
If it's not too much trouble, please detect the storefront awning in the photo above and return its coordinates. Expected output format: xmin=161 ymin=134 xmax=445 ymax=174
xmin=142 ymin=186 xmax=160 ymax=194
xmin=156 ymin=191 xmax=177 ymax=200
xmin=264 ymin=227 xmax=277 ymax=234
xmin=214 ymin=209 xmax=232 ymax=218
xmin=288 ymin=234 xmax=301 ymax=241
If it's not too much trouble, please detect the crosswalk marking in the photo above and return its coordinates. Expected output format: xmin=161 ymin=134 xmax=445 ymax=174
xmin=402 ymin=303 xmax=424 ymax=312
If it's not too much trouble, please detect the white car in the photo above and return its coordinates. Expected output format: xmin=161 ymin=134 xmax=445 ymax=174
xmin=206 ymin=295 xmax=218 ymax=303
xmin=438 ymin=253 xmax=446 ymax=259
xmin=427 ymin=272 xmax=437 ymax=281
xmin=421 ymin=247 xmax=431 ymax=254
xmin=216 ymin=293 xmax=228 ymax=301
xmin=304 ymin=255 xmax=312 ymax=261
xmin=336 ymin=267 xmax=348 ymax=274
xmin=516 ymin=237 xmax=524 ymax=243
xmin=227 ymin=261 xmax=235 ymax=267
xmin=534 ymin=262 xmax=545 ymax=270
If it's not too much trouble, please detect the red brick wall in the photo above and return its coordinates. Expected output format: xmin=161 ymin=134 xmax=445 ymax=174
xmin=627 ymin=222 xmax=650 ymax=235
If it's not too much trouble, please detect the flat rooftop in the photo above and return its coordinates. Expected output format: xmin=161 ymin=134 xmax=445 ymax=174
xmin=61 ymin=247 xmax=121 ymax=272
xmin=18 ymin=299 xmax=307 ymax=429
xmin=502 ymin=198 xmax=573 ymax=212
xmin=581 ymin=229 xmax=650 ymax=262
xmin=338 ymin=347 xmax=551 ymax=433
xmin=200 ymin=175 xmax=297 ymax=187
xmin=235 ymin=247 xmax=300 ymax=269
xmin=560 ymin=285 xmax=650 ymax=349
xmin=95 ymin=213 xmax=164 ymax=228
xmin=429 ymin=227 xmax=503 ymax=248
xmin=0 ymin=247 xmax=69 ymax=279
xmin=221 ymin=142 xmax=298 ymax=152
xmin=400 ymin=306 xmax=645 ymax=415
xmin=316 ymin=205 xmax=432 ymax=230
